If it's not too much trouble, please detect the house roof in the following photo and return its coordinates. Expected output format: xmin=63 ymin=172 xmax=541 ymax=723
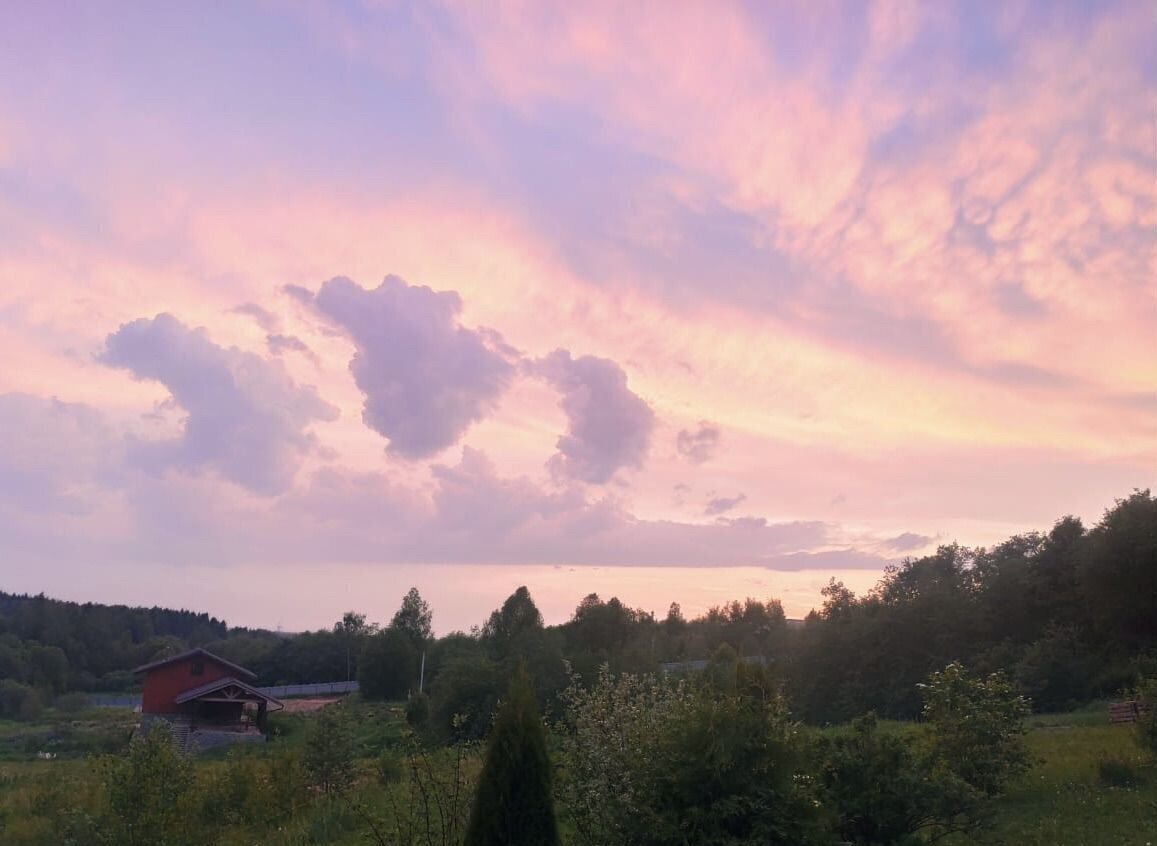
xmin=173 ymin=676 xmax=283 ymax=710
xmin=132 ymin=647 xmax=257 ymax=681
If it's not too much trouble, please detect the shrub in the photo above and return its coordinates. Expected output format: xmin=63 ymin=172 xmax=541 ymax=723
xmin=376 ymin=750 xmax=404 ymax=785
xmin=818 ymin=714 xmax=987 ymax=845
xmin=920 ymin=662 xmax=1031 ymax=797
xmin=54 ymin=691 xmax=91 ymax=714
xmin=0 ymin=679 xmax=43 ymax=721
xmin=1097 ymin=755 xmax=1140 ymax=788
xmin=1135 ymin=677 xmax=1157 ymax=758
xmin=99 ymin=722 xmax=197 ymax=846
xmin=429 ymin=654 xmax=503 ymax=741
xmin=465 ymin=666 xmax=559 ymax=846
xmin=558 ymin=665 xmax=695 ymax=844
xmin=406 ymin=691 xmax=430 ymax=726
xmin=363 ymin=731 xmax=480 ymax=846
xmin=303 ymin=706 xmax=357 ymax=797
xmin=559 ymin=663 xmax=823 ymax=846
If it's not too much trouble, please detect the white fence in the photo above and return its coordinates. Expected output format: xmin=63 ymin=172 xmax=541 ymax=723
xmin=257 ymin=681 xmax=359 ymax=698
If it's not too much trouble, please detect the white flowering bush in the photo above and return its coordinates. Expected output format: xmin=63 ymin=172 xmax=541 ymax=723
xmin=557 ymin=662 xmax=825 ymax=846
xmin=557 ymin=665 xmax=695 ymax=844
xmin=920 ymin=662 xmax=1031 ymax=797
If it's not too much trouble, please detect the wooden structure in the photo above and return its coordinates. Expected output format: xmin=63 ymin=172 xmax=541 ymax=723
xmin=134 ymin=648 xmax=282 ymax=745
xmin=1109 ymin=700 xmax=1149 ymax=724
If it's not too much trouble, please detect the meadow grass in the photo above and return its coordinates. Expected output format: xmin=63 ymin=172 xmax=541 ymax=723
xmin=956 ymin=712 xmax=1157 ymax=845
xmin=2 ymin=700 xmax=1155 ymax=844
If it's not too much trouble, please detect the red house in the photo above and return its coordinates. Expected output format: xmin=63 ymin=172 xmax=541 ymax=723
xmin=134 ymin=648 xmax=283 ymax=749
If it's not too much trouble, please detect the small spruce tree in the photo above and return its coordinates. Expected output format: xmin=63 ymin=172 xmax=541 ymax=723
xmin=464 ymin=666 xmax=559 ymax=846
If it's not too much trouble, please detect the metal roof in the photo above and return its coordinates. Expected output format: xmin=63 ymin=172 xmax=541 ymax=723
xmin=173 ymin=676 xmax=284 ymax=710
xmin=132 ymin=647 xmax=258 ymax=681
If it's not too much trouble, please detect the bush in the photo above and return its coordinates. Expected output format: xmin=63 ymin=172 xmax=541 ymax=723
xmin=376 ymin=750 xmax=404 ymax=785
xmin=558 ymin=666 xmax=695 ymax=844
xmin=465 ymin=666 xmax=559 ymax=846
xmin=818 ymin=714 xmax=987 ymax=845
xmin=559 ymin=663 xmax=824 ymax=846
xmin=920 ymin=663 xmax=1031 ymax=797
xmin=303 ymin=706 xmax=357 ymax=797
xmin=1097 ymin=755 xmax=1141 ymax=788
xmin=406 ymin=691 xmax=430 ymax=727
xmin=54 ymin=691 xmax=91 ymax=714
xmin=429 ymin=655 xmax=504 ymax=741
xmin=0 ymin=679 xmax=43 ymax=721
xmin=1135 ymin=677 xmax=1157 ymax=758
xmin=99 ymin=722 xmax=197 ymax=846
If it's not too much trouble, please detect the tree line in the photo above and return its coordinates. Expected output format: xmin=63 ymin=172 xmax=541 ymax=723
xmin=1 ymin=489 xmax=1154 ymax=728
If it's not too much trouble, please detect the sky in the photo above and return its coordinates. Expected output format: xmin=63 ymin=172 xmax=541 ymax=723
xmin=1 ymin=1 xmax=1154 ymax=634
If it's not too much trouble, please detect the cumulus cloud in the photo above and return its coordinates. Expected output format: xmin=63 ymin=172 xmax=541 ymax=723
xmin=676 ymin=421 xmax=721 ymax=463
xmin=533 ymin=349 xmax=655 ymax=484
xmin=0 ymin=399 xmax=895 ymax=573
xmin=302 ymin=275 xmax=517 ymax=459
xmin=99 ymin=314 xmax=338 ymax=495
xmin=705 ymin=493 xmax=746 ymax=516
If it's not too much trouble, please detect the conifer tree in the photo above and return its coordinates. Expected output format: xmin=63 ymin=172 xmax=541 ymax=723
xmin=464 ymin=666 xmax=560 ymax=846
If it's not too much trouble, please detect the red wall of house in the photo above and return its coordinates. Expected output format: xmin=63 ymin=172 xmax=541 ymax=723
xmin=140 ymin=657 xmax=234 ymax=714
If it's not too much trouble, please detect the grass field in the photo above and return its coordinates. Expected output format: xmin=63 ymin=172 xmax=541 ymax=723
xmin=963 ymin=713 xmax=1157 ymax=846
xmin=1 ymin=700 xmax=1154 ymax=845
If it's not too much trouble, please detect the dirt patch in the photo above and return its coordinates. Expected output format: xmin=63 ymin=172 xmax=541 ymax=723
xmin=280 ymin=697 xmax=341 ymax=714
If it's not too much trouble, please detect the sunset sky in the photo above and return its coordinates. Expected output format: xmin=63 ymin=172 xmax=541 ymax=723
xmin=1 ymin=1 xmax=1154 ymax=633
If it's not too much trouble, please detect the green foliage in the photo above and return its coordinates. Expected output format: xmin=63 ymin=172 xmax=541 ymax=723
xmin=99 ymin=722 xmax=196 ymax=846
xmin=195 ymin=747 xmax=309 ymax=833
xmin=0 ymin=591 xmax=227 ymax=691
xmin=558 ymin=666 xmax=694 ymax=843
xmin=1081 ymin=490 xmax=1157 ymax=650
xmin=481 ymin=587 xmax=544 ymax=660
xmin=818 ymin=714 xmax=986 ymax=845
xmin=0 ymin=681 xmax=42 ymax=722
xmin=559 ymin=664 xmax=822 ymax=846
xmin=429 ymin=654 xmax=503 ymax=741
xmin=1013 ymin=625 xmax=1099 ymax=712
xmin=405 ymin=691 xmax=430 ymax=727
xmin=464 ymin=666 xmax=559 ymax=846
xmin=360 ymin=628 xmax=420 ymax=701
xmin=302 ymin=706 xmax=357 ymax=797
xmin=361 ymin=732 xmax=479 ymax=846
xmin=392 ymin=587 xmax=434 ymax=648
xmin=704 ymin=642 xmax=740 ymax=693
xmin=53 ymin=691 xmax=91 ymax=714
xmin=1134 ymin=676 xmax=1157 ymax=758
xmin=1096 ymin=755 xmax=1140 ymax=788
xmin=783 ymin=497 xmax=1157 ymax=724
xmin=920 ymin=662 xmax=1031 ymax=797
